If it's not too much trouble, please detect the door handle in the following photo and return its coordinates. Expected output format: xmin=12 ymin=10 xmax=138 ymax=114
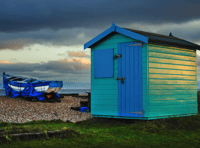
xmin=113 ymin=55 xmax=122 ymax=59
xmin=116 ymin=77 xmax=125 ymax=83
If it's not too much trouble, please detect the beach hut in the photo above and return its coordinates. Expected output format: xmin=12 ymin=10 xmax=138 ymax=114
xmin=83 ymin=22 xmax=200 ymax=120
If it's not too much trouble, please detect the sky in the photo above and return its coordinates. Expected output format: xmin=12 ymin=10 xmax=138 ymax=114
xmin=1 ymin=0 xmax=200 ymax=89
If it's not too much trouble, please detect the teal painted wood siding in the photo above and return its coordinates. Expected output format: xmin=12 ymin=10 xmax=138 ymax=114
xmin=147 ymin=44 xmax=198 ymax=118
xmin=91 ymin=32 xmax=148 ymax=117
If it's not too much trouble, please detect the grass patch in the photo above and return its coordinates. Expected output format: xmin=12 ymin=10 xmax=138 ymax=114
xmin=0 ymin=112 xmax=200 ymax=148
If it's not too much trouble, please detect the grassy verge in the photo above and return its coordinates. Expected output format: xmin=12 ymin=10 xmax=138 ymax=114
xmin=0 ymin=112 xmax=200 ymax=148
xmin=0 ymin=119 xmax=69 ymax=134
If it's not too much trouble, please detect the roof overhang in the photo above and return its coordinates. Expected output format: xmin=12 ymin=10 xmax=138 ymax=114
xmin=84 ymin=22 xmax=148 ymax=50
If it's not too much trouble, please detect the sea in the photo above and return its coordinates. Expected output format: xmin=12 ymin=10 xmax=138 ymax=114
xmin=0 ymin=89 xmax=91 ymax=96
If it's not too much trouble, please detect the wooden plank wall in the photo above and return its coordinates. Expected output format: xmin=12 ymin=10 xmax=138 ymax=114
xmin=148 ymin=44 xmax=198 ymax=117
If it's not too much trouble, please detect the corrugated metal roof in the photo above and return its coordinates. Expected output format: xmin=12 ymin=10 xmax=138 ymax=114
xmin=123 ymin=27 xmax=200 ymax=50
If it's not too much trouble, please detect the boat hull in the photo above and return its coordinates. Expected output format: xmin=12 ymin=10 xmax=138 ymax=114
xmin=3 ymin=72 xmax=63 ymax=101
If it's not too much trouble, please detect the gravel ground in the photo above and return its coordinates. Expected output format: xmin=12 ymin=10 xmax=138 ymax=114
xmin=0 ymin=94 xmax=92 ymax=124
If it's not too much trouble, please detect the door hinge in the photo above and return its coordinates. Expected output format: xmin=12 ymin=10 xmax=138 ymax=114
xmin=128 ymin=110 xmax=144 ymax=116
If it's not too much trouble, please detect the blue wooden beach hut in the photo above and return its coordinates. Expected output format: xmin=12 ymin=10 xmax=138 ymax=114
xmin=84 ymin=22 xmax=200 ymax=120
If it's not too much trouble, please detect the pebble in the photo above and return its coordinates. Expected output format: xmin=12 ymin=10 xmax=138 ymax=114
xmin=0 ymin=95 xmax=92 ymax=124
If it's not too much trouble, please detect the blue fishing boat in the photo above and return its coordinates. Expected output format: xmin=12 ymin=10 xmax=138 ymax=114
xmin=3 ymin=72 xmax=63 ymax=102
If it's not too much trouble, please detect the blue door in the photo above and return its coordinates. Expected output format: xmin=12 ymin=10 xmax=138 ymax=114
xmin=118 ymin=42 xmax=143 ymax=117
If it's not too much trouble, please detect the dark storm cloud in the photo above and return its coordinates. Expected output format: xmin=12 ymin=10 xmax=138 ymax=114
xmin=1 ymin=0 xmax=200 ymax=50
xmin=0 ymin=27 xmax=99 ymax=50
xmin=1 ymin=0 xmax=200 ymax=33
